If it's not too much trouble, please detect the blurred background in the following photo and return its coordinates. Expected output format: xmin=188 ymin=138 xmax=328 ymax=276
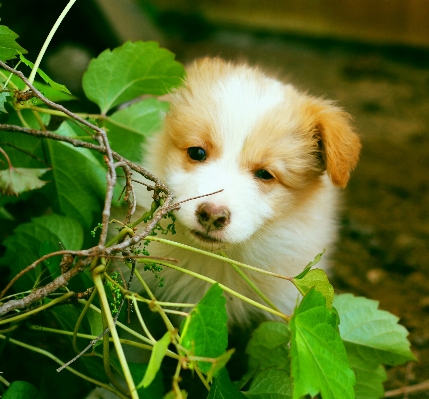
xmin=3 ymin=0 xmax=429 ymax=395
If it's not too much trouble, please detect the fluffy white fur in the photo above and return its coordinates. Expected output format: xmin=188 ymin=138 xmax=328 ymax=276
xmin=131 ymin=58 xmax=360 ymax=327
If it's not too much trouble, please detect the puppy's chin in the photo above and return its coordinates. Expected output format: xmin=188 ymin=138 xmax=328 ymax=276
xmin=188 ymin=229 xmax=230 ymax=250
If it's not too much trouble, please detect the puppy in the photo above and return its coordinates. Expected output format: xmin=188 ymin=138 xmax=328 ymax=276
xmin=133 ymin=57 xmax=360 ymax=327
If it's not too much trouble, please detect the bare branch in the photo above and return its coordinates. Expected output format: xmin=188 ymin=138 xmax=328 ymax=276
xmin=0 ymin=249 xmax=89 ymax=300
xmin=0 ymin=258 xmax=90 ymax=316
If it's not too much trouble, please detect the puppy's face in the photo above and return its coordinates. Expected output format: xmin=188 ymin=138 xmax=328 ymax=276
xmin=148 ymin=58 xmax=360 ymax=249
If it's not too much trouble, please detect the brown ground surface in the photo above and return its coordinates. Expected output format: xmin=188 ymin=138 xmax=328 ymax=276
xmin=169 ymin=31 xmax=429 ymax=397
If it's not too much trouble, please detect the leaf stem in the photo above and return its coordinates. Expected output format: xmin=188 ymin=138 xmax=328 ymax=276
xmin=0 ymin=374 xmax=10 ymax=387
xmin=72 ymin=287 xmax=97 ymax=354
xmin=78 ymin=299 xmax=155 ymax=346
xmin=0 ymin=291 xmax=74 ymax=325
xmin=145 ymin=236 xmax=292 ymax=281
xmin=92 ymin=265 xmax=139 ymax=399
xmin=137 ymin=258 xmax=289 ymax=321
xmin=26 ymin=0 xmax=77 ymax=88
xmin=131 ymin=295 xmax=157 ymax=343
xmin=220 ymin=250 xmax=281 ymax=312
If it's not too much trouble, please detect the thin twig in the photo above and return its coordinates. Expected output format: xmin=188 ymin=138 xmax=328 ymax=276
xmin=385 ymin=379 xmax=429 ymax=397
xmin=0 ymin=258 xmax=88 ymax=317
xmin=115 ymin=162 xmax=136 ymax=224
xmin=0 ymin=249 xmax=87 ymax=300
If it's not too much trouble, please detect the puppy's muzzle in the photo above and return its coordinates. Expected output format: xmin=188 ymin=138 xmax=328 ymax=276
xmin=196 ymin=202 xmax=231 ymax=231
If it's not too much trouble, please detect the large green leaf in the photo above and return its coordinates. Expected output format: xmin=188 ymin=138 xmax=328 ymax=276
xmin=246 ymin=321 xmax=290 ymax=374
xmin=180 ymin=283 xmax=228 ymax=374
xmin=0 ymin=214 xmax=83 ymax=292
xmin=334 ymin=294 xmax=415 ymax=366
xmin=48 ymin=121 xmax=106 ymax=229
xmin=347 ymin=349 xmax=387 ymax=399
xmin=83 ymin=41 xmax=184 ymax=114
xmin=104 ymin=98 xmax=169 ymax=162
xmin=290 ymin=288 xmax=355 ymax=399
xmin=334 ymin=293 xmax=414 ymax=399
xmin=244 ymin=368 xmax=293 ymax=399
xmin=0 ymin=25 xmax=27 ymax=61
xmin=2 ymin=381 xmax=38 ymax=399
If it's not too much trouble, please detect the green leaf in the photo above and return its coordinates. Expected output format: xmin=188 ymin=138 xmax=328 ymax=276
xmin=0 ymin=91 xmax=10 ymax=112
xmin=105 ymin=98 xmax=169 ymax=161
xmin=0 ymin=25 xmax=27 ymax=61
xmin=334 ymin=293 xmax=415 ymax=366
xmin=292 ymin=268 xmax=334 ymax=309
xmin=347 ymin=349 xmax=387 ymax=399
xmin=2 ymin=381 xmax=38 ymax=399
xmin=246 ymin=321 xmax=290 ymax=374
xmin=82 ymin=41 xmax=184 ymax=114
xmin=244 ymin=368 xmax=293 ymax=399
xmin=48 ymin=121 xmax=106 ymax=229
xmin=19 ymin=53 xmax=71 ymax=94
xmin=0 ymin=69 xmax=75 ymax=103
xmin=180 ymin=283 xmax=228 ymax=373
xmin=0 ymin=110 xmax=49 ymax=168
xmin=208 ymin=368 xmax=247 ymax=399
xmin=138 ymin=331 xmax=171 ymax=389
xmin=0 ymin=214 xmax=84 ymax=291
xmin=0 ymin=167 xmax=50 ymax=196
xmin=290 ymin=289 xmax=355 ymax=399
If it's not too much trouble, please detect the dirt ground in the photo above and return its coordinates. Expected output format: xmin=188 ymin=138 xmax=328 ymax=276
xmin=168 ymin=31 xmax=429 ymax=397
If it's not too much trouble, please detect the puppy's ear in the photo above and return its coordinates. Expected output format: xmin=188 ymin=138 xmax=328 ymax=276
xmin=301 ymin=98 xmax=361 ymax=188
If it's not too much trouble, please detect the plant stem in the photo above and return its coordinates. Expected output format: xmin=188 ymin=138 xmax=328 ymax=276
xmin=137 ymin=258 xmax=289 ymax=321
xmin=78 ymin=299 xmax=155 ymax=346
xmin=132 ymin=267 xmax=178 ymax=333
xmin=129 ymin=296 xmax=195 ymax=308
xmin=92 ymin=265 xmax=139 ymax=399
xmin=131 ymin=295 xmax=157 ymax=343
xmin=28 ymin=324 xmax=167 ymax=353
xmin=0 ymin=291 xmax=74 ymax=325
xmin=0 ymin=333 xmax=128 ymax=399
xmin=26 ymin=0 xmax=77 ymax=88
xmin=0 ymin=374 xmax=10 ymax=387
xmin=73 ymin=287 xmax=97 ymax=354
xmin=220 ymin=251 xmax=281 ymax=312
xmin=145 ymin=236 xmax=292 ymax=281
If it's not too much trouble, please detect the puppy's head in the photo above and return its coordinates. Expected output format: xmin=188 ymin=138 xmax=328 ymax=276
xmin=148 ymin=58 xmax=360 ymax=248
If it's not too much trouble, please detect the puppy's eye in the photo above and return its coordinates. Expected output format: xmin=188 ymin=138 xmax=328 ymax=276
xmin=188 ymin=147 xmax=207 ymax=161
xmin=255 ymin=169 xmax=274 ymax=180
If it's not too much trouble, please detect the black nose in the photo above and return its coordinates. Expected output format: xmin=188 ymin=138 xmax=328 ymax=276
xmin=196 ymin=202 xmax=231 ymax=230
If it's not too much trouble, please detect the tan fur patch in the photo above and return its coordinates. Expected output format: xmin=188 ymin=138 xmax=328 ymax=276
xmin=299 ymin=97 xmax=361 ymax=188
xmin=240 ymin=101 xmax=325 ymax=192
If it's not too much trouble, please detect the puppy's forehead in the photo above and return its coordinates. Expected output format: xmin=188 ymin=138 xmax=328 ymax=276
xmin=211 ymin=73 xmax=286 ymax=144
